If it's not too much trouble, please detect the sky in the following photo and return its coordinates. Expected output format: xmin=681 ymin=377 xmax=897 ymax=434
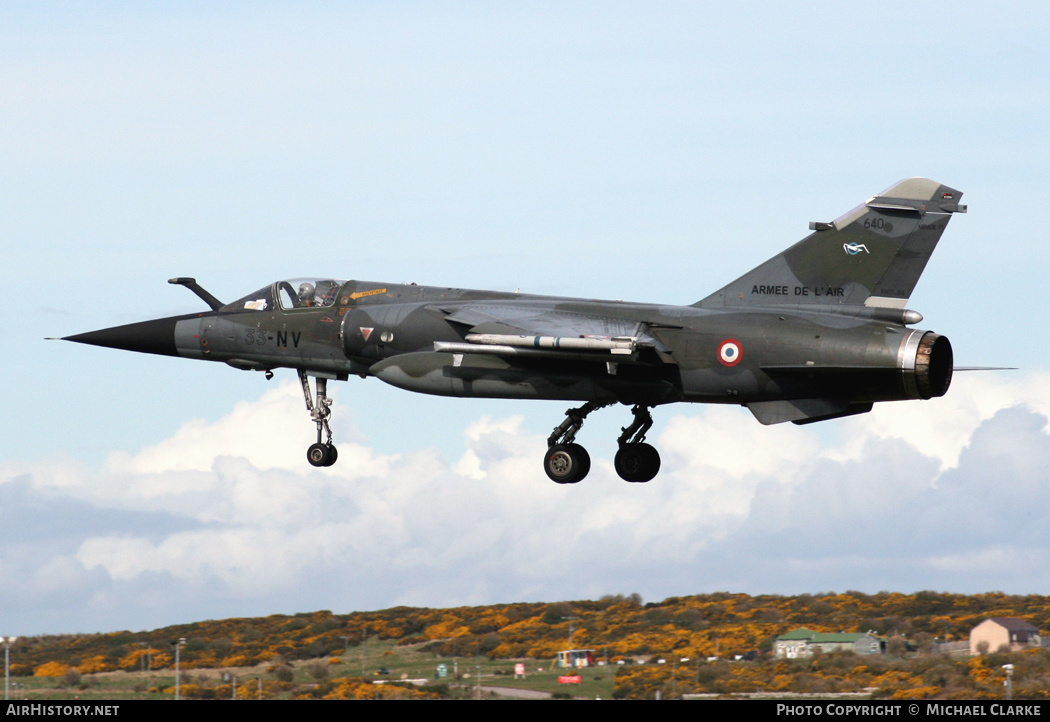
xmin=2 ymin=1 xmax=1049 ymax=635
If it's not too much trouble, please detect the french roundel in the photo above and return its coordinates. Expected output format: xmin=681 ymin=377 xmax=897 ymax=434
xmin=718 ymin=339 xmax=742 ymax=367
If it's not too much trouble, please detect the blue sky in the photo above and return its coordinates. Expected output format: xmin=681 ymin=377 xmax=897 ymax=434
xmin=2 ymin=2 xmax=1049 ymax=635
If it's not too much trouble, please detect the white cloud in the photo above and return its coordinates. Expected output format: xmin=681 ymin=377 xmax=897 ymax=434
xmin=102 ymin=381 xmax=381 ymax=476
xmin=454 ymin=415 xmax=532 ymax=480
xmin=843 ymin=372 xmax=1050 ymax=471
xmin=3 ymin=372 xmax=1050 ymax=633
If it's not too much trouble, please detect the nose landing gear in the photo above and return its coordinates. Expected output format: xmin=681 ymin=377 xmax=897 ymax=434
xmin=299 ymin=370 xmax=338 ymax=467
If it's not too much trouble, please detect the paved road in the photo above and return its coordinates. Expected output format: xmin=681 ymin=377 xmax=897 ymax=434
xmin=476 ymin=685 xmax=552 ymax=699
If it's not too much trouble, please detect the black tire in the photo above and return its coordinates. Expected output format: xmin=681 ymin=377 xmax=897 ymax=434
xmin=567 ymin=443 xmax=590 ymax=480
xmin=614 ymin=443 xmax=660 ymax=482
xmin=324 ymin=444 xmax=338 ymax=466
xmin=544 ymin=443 xmax=590 ymax=484
xmin=307 ymin=442 xmax=330 ymax=467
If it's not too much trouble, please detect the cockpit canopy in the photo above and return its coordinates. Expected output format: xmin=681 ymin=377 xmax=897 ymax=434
xmin=225 ymin=278 xmax=347 ymax=313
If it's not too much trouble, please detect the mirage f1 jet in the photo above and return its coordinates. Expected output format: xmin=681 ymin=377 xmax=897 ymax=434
xmin=64 ymin=178 xmax=966 ymax=483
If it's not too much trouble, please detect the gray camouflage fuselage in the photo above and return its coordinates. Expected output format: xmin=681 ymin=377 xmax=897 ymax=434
xmin=64 ymin=177 xmax=964 ymax=477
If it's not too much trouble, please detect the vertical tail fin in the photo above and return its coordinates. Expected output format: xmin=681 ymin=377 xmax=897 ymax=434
xmin=696 ymin=178 xmax=966 ymax=310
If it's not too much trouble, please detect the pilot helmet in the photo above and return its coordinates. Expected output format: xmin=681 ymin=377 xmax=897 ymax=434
xmin=298 ymin=282 xmax=316 ymax=302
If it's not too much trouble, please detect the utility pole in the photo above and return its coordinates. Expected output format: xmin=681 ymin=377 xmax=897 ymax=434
xmin=2 ymin=637 xmax=17 ymax=701
xmin=564 ymin=616 xmax=579 ymax=648
xmin=360 ymin=627 xmax=368 ymax=677
xmin=172 ymin=638 xmax=185 ymax=700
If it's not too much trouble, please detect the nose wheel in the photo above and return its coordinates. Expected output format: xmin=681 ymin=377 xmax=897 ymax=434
xmin=300 ymin=370 xmax=338 ymax=467
xmin=307 ymin=441 xmax=338 ymax=467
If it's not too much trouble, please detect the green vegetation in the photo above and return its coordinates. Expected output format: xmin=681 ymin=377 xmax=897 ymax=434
xmin=7 ymin=591 xmax=1050 ymax=700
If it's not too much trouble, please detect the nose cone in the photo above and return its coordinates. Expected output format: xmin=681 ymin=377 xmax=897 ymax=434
xmin=63 ymin=315 xmax=191 ymax=357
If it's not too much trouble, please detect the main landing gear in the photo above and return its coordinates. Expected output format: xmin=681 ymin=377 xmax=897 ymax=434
xmin=299 ymin=370 xmax=338 ymax=467
xmin=614 ymin=405 xmax=661 ymax=483
xmin=544 ymin=401 xmax=607 ymax=484
xmin=543 ymin=402 xmax=661 ymax=484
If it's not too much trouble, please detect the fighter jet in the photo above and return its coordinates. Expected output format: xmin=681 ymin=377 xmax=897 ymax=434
xmin=64 ymin=177 xmax=967 ymax=483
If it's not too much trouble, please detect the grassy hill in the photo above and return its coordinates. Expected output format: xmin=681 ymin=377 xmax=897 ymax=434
xmin=8 ymin=591 xmax=1050 ymax=699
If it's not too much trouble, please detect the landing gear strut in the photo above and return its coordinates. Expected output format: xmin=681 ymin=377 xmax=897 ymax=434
xmin=541 ymin=401 xmax=662 ymax=483
xmin=299 ymin=370 xmax=338 ymax=467
xmin=544 ymin=401 xmax=609 ymax=483
xmin=614 ymin=405 xmax=660 ymax=483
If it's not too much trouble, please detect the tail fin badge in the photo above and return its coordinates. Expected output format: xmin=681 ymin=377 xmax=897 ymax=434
xmin=843 ymin=243 xmax=870 ymax=256
xmin=718 ymin=339 xmax=743 ymax=367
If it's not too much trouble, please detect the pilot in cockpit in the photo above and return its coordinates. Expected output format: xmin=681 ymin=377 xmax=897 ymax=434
xmin=297 ymin=282 xmax=316 ymax=307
